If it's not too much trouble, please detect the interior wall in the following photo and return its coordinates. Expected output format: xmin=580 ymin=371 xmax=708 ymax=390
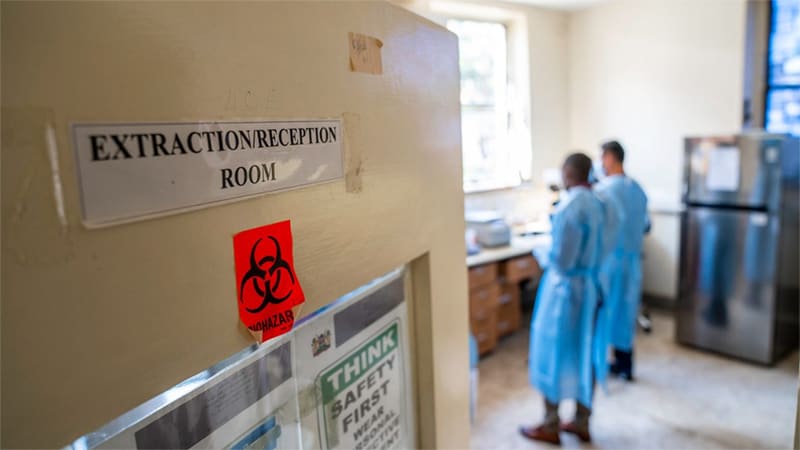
xmin=567 ymin=0 xmax=748 ymax=299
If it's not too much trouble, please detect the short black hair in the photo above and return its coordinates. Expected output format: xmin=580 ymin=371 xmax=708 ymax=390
xmin=564 ymin=152 xmax=593 ymax=182
xmin=601 ymin=140 xmax=625 ymax=163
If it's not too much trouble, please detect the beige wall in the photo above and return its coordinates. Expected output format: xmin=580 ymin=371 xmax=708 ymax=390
xmin=524 ymin=3 xmax=571 ymax=183
xmin=568 ymin=0 xmax=748 ymax=299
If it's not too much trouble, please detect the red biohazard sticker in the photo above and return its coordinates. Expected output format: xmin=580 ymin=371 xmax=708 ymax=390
xmin=233 ymin=220 xmax=305 ymax=343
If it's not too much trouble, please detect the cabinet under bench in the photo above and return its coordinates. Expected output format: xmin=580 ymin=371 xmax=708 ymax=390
xmin=468 ymin=254 xmax=542 ymax=355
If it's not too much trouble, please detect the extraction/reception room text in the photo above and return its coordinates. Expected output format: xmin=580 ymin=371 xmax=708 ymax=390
xmin=87 ymin=125 xmax=338 ymax=190
xmin=72 ymin=119 xmax=343 ymax=226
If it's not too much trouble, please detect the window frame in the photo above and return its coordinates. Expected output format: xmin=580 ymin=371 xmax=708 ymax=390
xmin=445 ymin=16 xmax=532 ymax=194
xmin=764 ymin=0 xmax=800 ymax=135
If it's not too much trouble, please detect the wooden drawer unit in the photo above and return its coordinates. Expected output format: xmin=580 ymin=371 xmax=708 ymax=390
xmin=472 ymin=313 xmax=498 ymax=356
xmin=468 ymin=263 xmax=497 ymax=290
xmin=469 ymin=282 xmax=500 ymax=355
xmin=469 ymin=282 xmax=500 ymax=317
xmin=501 ymin=255 xmax=540 ymax=283
xmin=497 ymin=284 xmax=521 ymax=337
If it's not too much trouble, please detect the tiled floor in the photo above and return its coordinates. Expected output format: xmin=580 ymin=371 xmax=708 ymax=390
xmin=472 ymin=310 xmax=798 ymax=449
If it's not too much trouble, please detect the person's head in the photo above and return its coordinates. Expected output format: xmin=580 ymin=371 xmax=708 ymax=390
xmin=562 ymin=152 xmax=593 ymax=189
xmin=601 ymin=140 xmax=625 ymax=176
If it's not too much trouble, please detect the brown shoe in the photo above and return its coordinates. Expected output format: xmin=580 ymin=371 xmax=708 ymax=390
xmin=560 ymin=421 xmax=591 ymax=442
xmin=519 ymin=424 xmax=561 ymax=445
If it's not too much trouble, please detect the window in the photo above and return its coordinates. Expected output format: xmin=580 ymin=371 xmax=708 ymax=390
xmin=765 ymin=0 xmax=800 ymax=136
xmin=447 ymin=19 xmax=530 ymax=192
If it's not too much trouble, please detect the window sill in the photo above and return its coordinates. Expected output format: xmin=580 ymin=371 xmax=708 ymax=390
xmin=464 ymin=181 xmax=534 ymax=196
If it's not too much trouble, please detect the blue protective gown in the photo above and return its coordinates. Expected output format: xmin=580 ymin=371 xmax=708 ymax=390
xmin=595 ymin=175 xmax=649 ymax=352
xmin=529 ymin=186 xmax=607 ymax=408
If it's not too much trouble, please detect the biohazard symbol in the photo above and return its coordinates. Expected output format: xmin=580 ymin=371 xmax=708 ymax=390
xmin=239 ymin=236 xmax=296 ymax=313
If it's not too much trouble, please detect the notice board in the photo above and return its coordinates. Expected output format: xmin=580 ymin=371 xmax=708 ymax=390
xmin=68 ymin=268 xmax=413 ymax=450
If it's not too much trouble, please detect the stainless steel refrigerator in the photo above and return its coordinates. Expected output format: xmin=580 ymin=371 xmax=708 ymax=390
xmin=677 ymin=133 xmax=799 ymax=364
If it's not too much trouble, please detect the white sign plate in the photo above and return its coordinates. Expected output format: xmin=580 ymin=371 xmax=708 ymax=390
xmin=72 ymin=119 xmax=343 ymax=227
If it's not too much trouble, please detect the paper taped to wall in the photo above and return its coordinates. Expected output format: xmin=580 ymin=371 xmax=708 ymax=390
xmin=349 ymin=32 xmax=383 ymax=75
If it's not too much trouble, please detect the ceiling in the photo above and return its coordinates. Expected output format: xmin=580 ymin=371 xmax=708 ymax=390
xmin=502 ymin=0 xmax=606 ymax=11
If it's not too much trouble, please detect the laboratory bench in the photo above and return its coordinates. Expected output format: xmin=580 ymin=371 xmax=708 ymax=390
xmin=466 ymin=235 xmax=551 ymax=355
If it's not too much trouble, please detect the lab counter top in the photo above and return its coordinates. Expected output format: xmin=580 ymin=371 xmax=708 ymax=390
xmin=466 ymin=234 xmax=552 ymax=268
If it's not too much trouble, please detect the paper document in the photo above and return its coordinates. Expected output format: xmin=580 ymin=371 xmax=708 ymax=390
xmin=706 ymin=146 xmax=741 ymax=191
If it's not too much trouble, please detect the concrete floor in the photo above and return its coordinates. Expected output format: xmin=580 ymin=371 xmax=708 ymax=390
xmin=472 ymin=310 xmax=798 ymax=449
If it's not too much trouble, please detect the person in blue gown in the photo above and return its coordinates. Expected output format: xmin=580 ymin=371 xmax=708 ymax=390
xmin=594 ymin=141 xmax=649 ymax=381
xmin=520 ymin=153 xmax=609 ymax=445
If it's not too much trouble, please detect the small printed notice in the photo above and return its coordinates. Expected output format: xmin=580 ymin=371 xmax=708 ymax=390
xmin=71 ymin=119 xmax=343 ymax=227
xmin=318 ymin=323 xmax=402 ymax=450
xmin=75 ymin=338 xmax=301 ymax=450
xmin=233 ymin=220 xmax=305 ymax=343
xmin=706 ymin=146 xmax=741 ymax=191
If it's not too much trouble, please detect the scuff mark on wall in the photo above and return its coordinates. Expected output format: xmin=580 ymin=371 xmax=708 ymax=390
xmin=46 ymin=123 xmax=68 ymax=228
xmin=343 ymin=112 xmax=363 ymax=193
xmin=2 ymin=108 xmax=75 ymax=267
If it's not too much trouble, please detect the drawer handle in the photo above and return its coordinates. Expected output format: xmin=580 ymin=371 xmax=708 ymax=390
xmin=499 ymin=294 xmax=512 ymax=305
xmin=516 ymin=260 xmax=530 ymax=269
